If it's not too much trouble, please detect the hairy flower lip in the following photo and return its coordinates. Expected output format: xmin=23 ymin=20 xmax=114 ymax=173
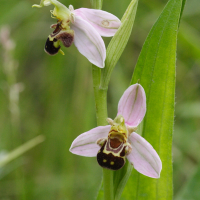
xmin=70 ymin=84 xmax=162 ymax=178
xmin=55 ymin=30 xmax=74 ymax=47
xmin=44 ymin=37 xmax=61 ymax=55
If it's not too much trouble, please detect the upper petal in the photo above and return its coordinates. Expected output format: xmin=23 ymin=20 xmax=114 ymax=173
xmin=127 ymin=132 xmax=162 ymax=178
xmin=71 ymin=16 xmax=106 ymax=68
xmin=69 ymin=125 xmax=110 ymax=157
xmin=73 ymin=8 xmax=121 ymax=37
xmin=117 ymin=84 xmax=146 ymax=127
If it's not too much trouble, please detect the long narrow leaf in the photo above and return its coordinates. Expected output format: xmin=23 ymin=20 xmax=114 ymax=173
xmin=101 ymin=0 xmax=138 ymax=88
xmin=121 ymin=0 xmax=184 ymax=199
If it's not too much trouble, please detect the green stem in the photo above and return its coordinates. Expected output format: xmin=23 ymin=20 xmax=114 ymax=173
xmin=92 ymin=66 xmax=107 ymax=126
xmin=91 ymin=0 xmax=103 ymax=9
xmin=103 ymin=168 xmax=114 ymax=200
xmin=91 ymin=1 xmax=113 ymax=200
xmin=92 ymin=65 xmax=114 ymax=200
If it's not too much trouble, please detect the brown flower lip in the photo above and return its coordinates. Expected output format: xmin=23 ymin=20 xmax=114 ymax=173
xmin=44 ymin=37 xmax=61 ymax=55
xmin=45 ymin=22 xmax=74 ymax=55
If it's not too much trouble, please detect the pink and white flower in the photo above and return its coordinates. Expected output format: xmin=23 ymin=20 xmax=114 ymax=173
xmin=70 ymin=84 xmax=162 ymax=178
xmin=32 ymin=0 xmax=121 ymax=68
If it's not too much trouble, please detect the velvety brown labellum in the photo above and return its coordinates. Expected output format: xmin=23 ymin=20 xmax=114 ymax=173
xmin=44 ymin=38 xmax=60 ymax=55
xmin=56 ymin=32 xmax=74 ymax=47
xmin=97 ymin=139 xmax=126 ymax=170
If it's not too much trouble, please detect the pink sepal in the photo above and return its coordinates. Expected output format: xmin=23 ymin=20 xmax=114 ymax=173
xmin=74 ymin=8 xmax=121 ymax=37
xmin=71 ymin=15 xmax=106 ymax=68
xmin=127 ymin=132 xmax=162 ymax=178
xmin=69 ymin=125 xmax=110 ymax=157
xmin=118 ymin=84 xmax=146 ymax=127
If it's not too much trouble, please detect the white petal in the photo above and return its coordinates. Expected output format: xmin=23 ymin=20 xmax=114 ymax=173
xmin=71 ymin=15 xmax=106 ymax=68
xmin=74 ymin=8 xmax=121 ymax=37
xmin=69 ymin=125 xmax=110 ymax=157
xmin=127 ymin=133 xmax=162 ymax=178
xmin=118 ymin=84 xmax=146 ymax=127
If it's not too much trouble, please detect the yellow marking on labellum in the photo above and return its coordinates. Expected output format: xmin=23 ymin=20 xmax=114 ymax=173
xmin=59 ymin=49 xmax=65 ymax=55
xmin=97 ymin=139 xmax=128 ymax=170
xmin=110 ymin=161 xmax=114 ymax=165
xmin=96 ymin=117 xmax=131 ymax=170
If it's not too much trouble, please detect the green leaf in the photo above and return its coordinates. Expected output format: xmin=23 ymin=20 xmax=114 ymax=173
xmin=0 ymin=135 xmax=45 ymax=168
xmin=121 ymin=0 xmax=184 ymax=199
xmin=175 ymin=164 xmax=200 ymax=200
xmin=113 ymin=161 xmax=133 ymax=200
xmin=95 ymin=182 xmax=104 ymax=200
xmin=101 ymin=0 xmax=138 ymax=88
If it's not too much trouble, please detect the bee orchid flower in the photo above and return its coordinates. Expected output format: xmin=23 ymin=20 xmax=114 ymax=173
xmin=70 ymin=84 xmax=162 ymax=178
xmin=32 ymin=0 xmax=121 ymax=68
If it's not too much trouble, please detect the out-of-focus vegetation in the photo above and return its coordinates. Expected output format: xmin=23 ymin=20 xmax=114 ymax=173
xmin=0 ymin=0 xmax=199 ymax=199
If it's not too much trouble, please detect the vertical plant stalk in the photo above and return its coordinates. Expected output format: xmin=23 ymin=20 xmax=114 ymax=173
xmin=0 ymin=25 xmax=25 ymax=200
xmin=0 ymin=26 xmax=23 ymax=145
xmin=102 ymin=168 xmax=114 ymax=200
xmin=92 ymin=65 xmax=114 ymax=200
xmin=91 ymin=1 xmax=113 ymax=200
xmin=91 ymin=0 xmax=103 ymax=9
xmin=92 ymin=66 xmax=108 ymax=126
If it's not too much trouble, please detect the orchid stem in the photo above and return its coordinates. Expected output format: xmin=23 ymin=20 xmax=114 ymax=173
xmin=92 ymin=66 xmax=107 ymax=126
xmin=91 ymin=0 xmax=113 ymax=199
xmin=91 ymin=0 xmax=103 ymax=9
xmin=103 ymin=168 xmax=114 ymax=200
xmin=92 ymin=65 xmax=114 ymax=200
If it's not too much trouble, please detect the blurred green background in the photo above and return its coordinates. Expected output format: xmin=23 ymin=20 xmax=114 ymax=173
xmin=0 ymin=0 xmax=199 ymax=199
